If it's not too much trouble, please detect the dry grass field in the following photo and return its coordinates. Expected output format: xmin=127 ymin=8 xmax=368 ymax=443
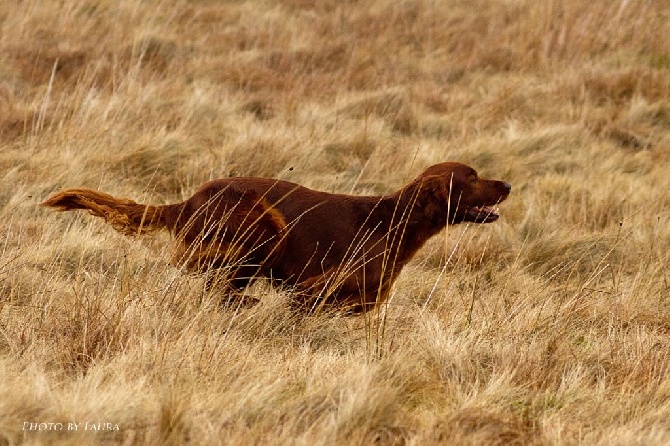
xmin=1 ymin=0 xmax=670 ymax=444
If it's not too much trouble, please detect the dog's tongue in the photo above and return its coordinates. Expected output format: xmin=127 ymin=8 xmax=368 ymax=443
xmin=467 ymin=206 xmax=499 ymax=223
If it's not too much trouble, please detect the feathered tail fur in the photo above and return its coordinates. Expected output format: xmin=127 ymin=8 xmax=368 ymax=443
xmin=41 ymin=188 xmax=182 ymax=236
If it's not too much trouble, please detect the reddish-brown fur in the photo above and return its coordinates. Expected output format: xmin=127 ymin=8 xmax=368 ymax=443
xmin=42 ymin=162 xmax=511 ymax=312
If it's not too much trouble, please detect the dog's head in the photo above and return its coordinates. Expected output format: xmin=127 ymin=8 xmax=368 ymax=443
xmin=417 ymin=162 xmax=511 ymax=225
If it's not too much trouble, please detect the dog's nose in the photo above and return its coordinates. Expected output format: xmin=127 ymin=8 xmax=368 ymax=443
xmin=503 ymin=182 xmax=512 ymax=193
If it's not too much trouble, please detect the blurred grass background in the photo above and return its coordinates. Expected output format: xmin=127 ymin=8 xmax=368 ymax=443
xmin=1 ymin=1 xmax=669 ymax=444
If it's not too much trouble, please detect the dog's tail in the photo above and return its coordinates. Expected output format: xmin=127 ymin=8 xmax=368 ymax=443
xmin=42 ymin=188 xmax=183 ymax=236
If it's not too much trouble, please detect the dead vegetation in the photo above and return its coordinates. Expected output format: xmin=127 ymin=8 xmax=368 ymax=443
xmin=1 ymin=0 xmax=669 ymax=444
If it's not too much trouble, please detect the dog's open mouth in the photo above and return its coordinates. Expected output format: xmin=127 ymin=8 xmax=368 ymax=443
xmin=466 ymin=205 xmax=499 ymax=223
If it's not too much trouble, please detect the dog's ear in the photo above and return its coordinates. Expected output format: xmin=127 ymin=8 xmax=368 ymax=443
xmin=415 ymin=174 xmax=452 ymax=224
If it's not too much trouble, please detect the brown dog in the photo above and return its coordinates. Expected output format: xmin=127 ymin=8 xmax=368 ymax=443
xmin=43 ymin=162 xmax=510 ymax=312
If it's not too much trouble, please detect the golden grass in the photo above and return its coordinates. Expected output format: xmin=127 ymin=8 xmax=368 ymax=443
xmin=1 ymin=0 xmax=670 ymax=444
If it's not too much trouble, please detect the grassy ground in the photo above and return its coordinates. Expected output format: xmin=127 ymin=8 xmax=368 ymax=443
xmin=1 ymin=0 xmax=669 ymax=444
